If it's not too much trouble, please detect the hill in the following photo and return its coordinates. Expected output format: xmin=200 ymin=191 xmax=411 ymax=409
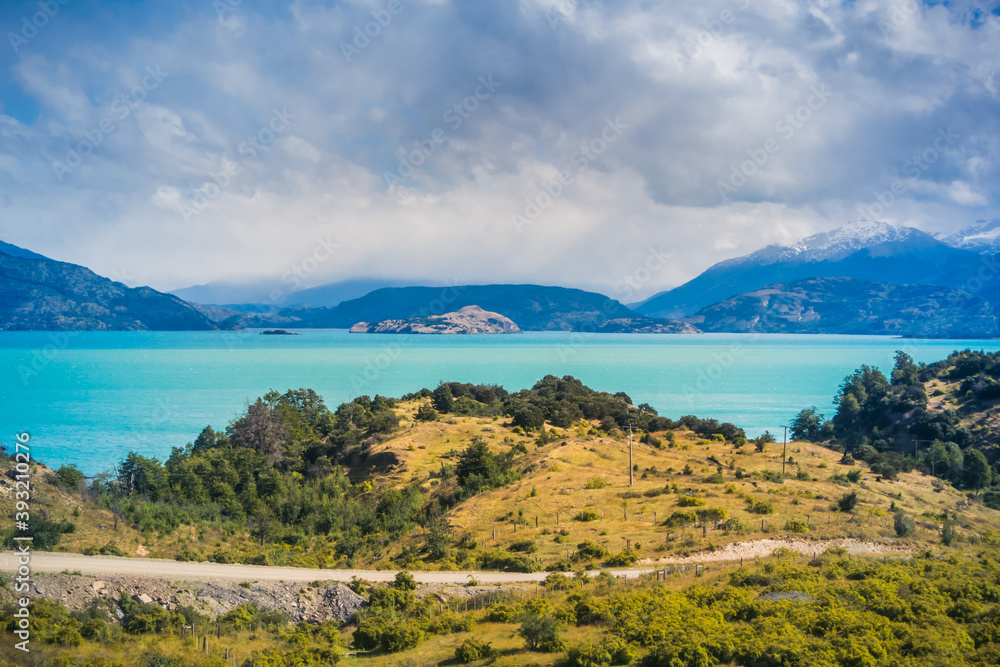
xmin=791 ymin=348 xmax=1000 ymax=508
xmin=7 ymin=372 xmax=1000 ymax=665
xmin=350 ymin=305 xmax=522 ymax=334
xmin=686 ymin=277 xmax=999 ymax=338
xmin=8 ymin=374 xmax=996 ymax=571
xmin=0 ymin=247 xmax=221 ymax=331
xmin=636 ymin=221 xmax=990 ymax=319
xmin=233 ymin=284 xmax=646 ymax=332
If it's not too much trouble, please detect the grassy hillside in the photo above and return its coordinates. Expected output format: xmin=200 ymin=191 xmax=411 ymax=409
xmin=791 ymin=349 xmax=1000 ymax=507
xmin=5 ymin=375 xmax=997 ymax=571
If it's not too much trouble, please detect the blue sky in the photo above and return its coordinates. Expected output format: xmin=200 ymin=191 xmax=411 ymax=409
xmin=0 ymin=0 xmax=998 ymax=298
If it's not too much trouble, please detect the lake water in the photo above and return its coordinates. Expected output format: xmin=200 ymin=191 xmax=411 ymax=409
xmin=2 ymin=330 xmax=998 ymax=475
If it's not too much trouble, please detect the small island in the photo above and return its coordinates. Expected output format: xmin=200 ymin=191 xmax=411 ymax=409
xmin=260 ymin=329 xmax=301 ymax=336
xmin=350 ymin=305 xmax=522 ymax=334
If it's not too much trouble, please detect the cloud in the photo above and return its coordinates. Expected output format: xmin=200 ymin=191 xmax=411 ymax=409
xmin=0 ymin=0 xmax=997 ymax=300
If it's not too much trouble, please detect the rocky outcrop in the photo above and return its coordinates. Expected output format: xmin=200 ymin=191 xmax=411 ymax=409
xmin=350 ymin=305 xmax=522 ymax=334
xmin=22 ymin=572 xmax=367 ymax=624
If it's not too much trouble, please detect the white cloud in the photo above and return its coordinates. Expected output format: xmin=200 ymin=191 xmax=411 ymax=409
xmin=0 ymin=0 xmax=997 ymax=296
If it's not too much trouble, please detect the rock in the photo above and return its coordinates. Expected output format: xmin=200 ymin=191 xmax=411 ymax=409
xmin=135 ymin=594 xmax=154 ymax=604
xmin=92 ymin=581 xmax=105 ymax=592
xmin=351 ymin=305 xmax=522 ymax=335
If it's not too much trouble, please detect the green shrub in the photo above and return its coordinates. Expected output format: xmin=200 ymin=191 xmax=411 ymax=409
xmin=784 ymin=520 xmax=809 ymax=533
xmin=510 ymin=539 xmax=538 ymax=553
xmin=455 ymin=638 xmax=493 ymax=663
xmin=567 ymin=637 xmax=637 ymax=667
xmin=518 ymin=613 xmax=566 ymax=652
xmin=394 ymin=571 xmax=418 ymax=591
xmin=893 ymin=511 xmax=915 ymax=537
xmin=477 ymin=549 xmax=538 ymax=572
xmin=605 ymin=548 xmax=639 ymax=567
xmin=585 ymin=478 xmax=610 ymax=489
xmin=665 ymin=510 xmax=698 ymax=527
xmin=53 ymin=464 xmax=85 ymax=490
xmin=837 ymin=491 xmax=859 ymax=512
xmin=482 ymin=603 xmax=520 ymax=623
xmin=576 ymin=541 xmax=609 ymax=561
xmin=415 ymin=404 xmax=439 ymax=421
xmin=576 ymin=510 xmax=601 ymax=522
xmin=696 ymin=508 xmax=728 ymax=523
xmin=676 ymin=496 xmax=706 ymax=507
xmin=746 ymin=499 xmax=775 ymax=515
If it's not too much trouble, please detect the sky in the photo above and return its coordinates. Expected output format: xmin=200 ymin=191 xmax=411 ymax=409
xmin=0 ymin=0 xmax=998 ymax=301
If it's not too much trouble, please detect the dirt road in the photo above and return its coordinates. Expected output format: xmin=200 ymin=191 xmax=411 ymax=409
xmin=2 ymin=538 xmax=907 ymax=585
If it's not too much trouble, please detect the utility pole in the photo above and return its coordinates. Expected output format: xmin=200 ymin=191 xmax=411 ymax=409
xmin=628 ymin=422 xmax=634 ymax=486
xmin=782 ymin=426 xmax=787 ymax=476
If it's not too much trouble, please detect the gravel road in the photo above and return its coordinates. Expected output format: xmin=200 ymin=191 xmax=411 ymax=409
xmin=2 ymin=537 xmax=906 ymax=584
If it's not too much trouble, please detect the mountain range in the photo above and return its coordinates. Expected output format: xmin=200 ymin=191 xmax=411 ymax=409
xmin=0 ymin=245 xmax=219 ymax=331
xmin=634 ymin=221 xmax=994 ymax=319
xmin=5 ymin=218 xmax=1000 ymax=337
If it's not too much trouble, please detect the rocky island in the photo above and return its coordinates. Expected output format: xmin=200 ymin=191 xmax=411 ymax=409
xmin=350 ymin=305 xmax=522 ymax=334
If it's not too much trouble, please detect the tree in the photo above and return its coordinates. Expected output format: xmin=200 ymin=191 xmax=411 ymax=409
xmin=518 ymin=613 xmax=566 ymax=652
xmin=837 ymin=491 xmax=859 ymax=513
xmin=53 ymin=465 xmax=84 ymax=491
xmin=893 ymin=511 xmax=915 ymax=537
xmin=789 ymin=407 xmax=824 ymax=441
xmin=962 ymin=449 xmax=992 ymax=494
xmin=415 ymin=404 xmax=438 ymax=421
xmin=431 ymin=384 xmax=453 ymax=413
xmin=891 ymin=350 xmax=920 ymax=386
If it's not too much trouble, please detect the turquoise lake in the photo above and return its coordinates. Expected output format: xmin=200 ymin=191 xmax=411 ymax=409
xmin=2 ymin=330 xmax=999 ymax=475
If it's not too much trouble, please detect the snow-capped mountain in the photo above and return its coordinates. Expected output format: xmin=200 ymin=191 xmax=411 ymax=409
xmin=937 ymin=218 xmax=1000 ymax=255
xmin=714 ymin=221 xmax=939 ymax=269
xmin=635 ymin=221 xmax=988 ymax=319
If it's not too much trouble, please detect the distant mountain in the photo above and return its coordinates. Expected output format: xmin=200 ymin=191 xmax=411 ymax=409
xmin=275 ymin=284 xmax=639 ymax=332
xmin=0 ymin=245 xmax=220 ymax=331
xmin=636 ymin=221 xmax=989 ymax=318
xmin=350 ymin=305 xmax=522 ymax=334
xmin=937 ymin=218 xmax=1000 ymax=255
xmin=172 ymin=277 xmax=421 ymax=308
xmin=0 ymin=241 xmax=50 ymax=261
xmin=685 ymin=277 xmax=999 ymax=338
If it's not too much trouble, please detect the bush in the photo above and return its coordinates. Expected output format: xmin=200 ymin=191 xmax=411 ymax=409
xmin=576 ymin=510 xmax=601 ymax=522
xmin=568 ymin=637 xmax=637 ymax=667
xmin=894 ymin=511 xmax=915 ymax=537
xmin=456 ymin=638 xmax=493 ymax=663
xmin=846 ymin=468 xmax=863 ymax=483
xmin=585 ymin=477 xmax=610 ymax=489
xmin=53 ymin=465 xmax=85 ymax=490
xmin=784 ymin=520 xmax=809 ymax=533
xmin=394 ymin=571 xmax=418 ymax=591
xmin=837 ymin=491 xmax=859 ymax=512
xmin=482 ymin=603 xmax=520 ymax=623
xmin=477 ymin=549 xmax=538 ymax=573
xmin=676 ymin=496 xmax=705 ymax=507
xmin=576 ymin=541 xmax=609 ymax=561
xmin=605 ymin=548 xmax=639 ymax=566
xmin=665 ymin=510 xmax=698 ymax=527
xmin=696 ymin=507 xmax=727 ymax=524
xmin=519 ymin=613 xmax=566 ymax=652
xmin=509 ymin=539 xmax=538 ymax=553
xmin=415 ymin=404 xmax=439 ymax=422
xmin=746 ymin=499 xmax=775 ymax=515
xmin=942 ymin=522 xmax=958 ymax=546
